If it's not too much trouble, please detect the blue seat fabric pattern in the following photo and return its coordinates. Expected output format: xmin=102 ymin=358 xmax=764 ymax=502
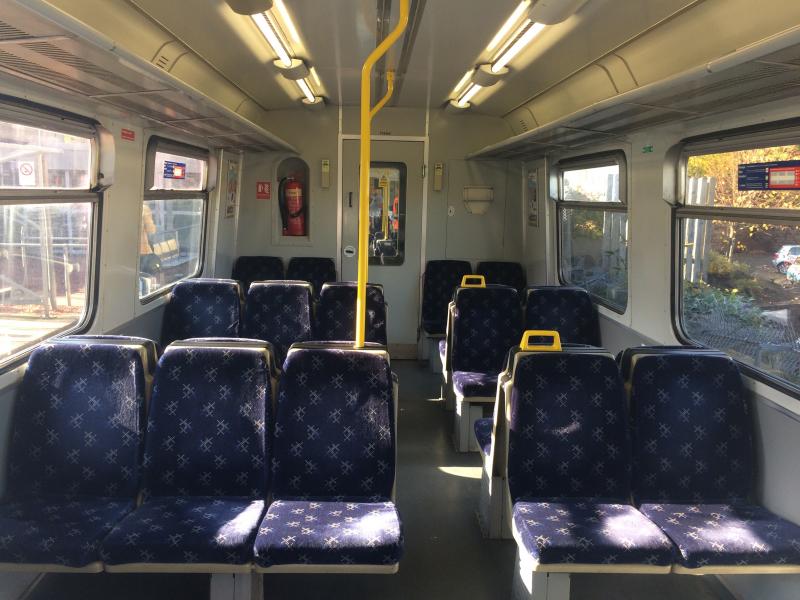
xmin=255 ymin=347 xmax=401 ymax=568
xmin=421 ymin=260 xmax=471 ymax=335
xmin=0 ymin=341 xmax=146 ymax=567
xmin=476 ymin=261 xmax=526 ymax=292
xmin=513 ymin=501 xmax=674 ymax=568
xmin=507 ymin=353 xmax=630 ymax=502
xmin=315 ymin=283 xmax=387 ymax=345
xmin=640 ymin=503 xmax=800 ymax=570
xmin=243 ymin=282 xmax=313 ymax=366
xmin=629 ymin=353 xmax=753 ymax=504
xmin=473 ymin=418 xmax=493 ymax=457
xmin=286 ymin=257 xmax=336 ymax=298
xmin=0 ymin=497 xmax=134 ymax=567
xmin=101 ymin=346 xmax=269 ymax=567
xmin=451 ymin=286 xmax=521 ymax=375
xmin=256 ymin=500 xmax=402 ymax=567
xmin=101 ymin=497 xmax=264 ymax=566
xmin=232 ymin=256 xmax=284 ymax=290
xmin=524 ymin=287 xmax=600 ymax=346
xmin=161 ymin=278 xmax=242 ymax=346
xmin=452 ymin=371 xmax=497 ymax=398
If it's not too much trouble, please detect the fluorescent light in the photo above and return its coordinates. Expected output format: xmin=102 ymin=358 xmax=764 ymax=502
xmin=457 ymin=83 xmax=482 ymax=107
xmin=273 ymin=0 xmax=301 ymax=46
xmin=297 ymin=78 xmax=316 ymax=103
xmin=252 ymin=12 xmax=292 ymax=67
xmin=491 ymin=20 xmax=545 ymax=73
xmin=451 ymin=70 xmax=474 ymax=98
xmin=486 ymin=0 xmax=530 ymax=52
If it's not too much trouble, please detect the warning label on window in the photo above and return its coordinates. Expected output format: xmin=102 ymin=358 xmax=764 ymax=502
xmin=738 ymin=160 xmax=800 ymax=190
xmin=164 ymin=161 xmax=186 ymax=179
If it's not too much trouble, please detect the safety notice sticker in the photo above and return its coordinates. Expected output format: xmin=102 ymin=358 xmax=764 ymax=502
xmin=164 ymin=161 xmax=186 ymax=179
xmin=738 ymin=160 xmax=800 ymax=190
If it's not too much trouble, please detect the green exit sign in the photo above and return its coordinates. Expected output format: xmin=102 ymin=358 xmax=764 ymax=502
xmin=642 ymin=144 xmax=654 ymax=153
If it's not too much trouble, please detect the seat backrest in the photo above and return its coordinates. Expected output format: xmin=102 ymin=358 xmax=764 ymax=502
xmin=272 ymin=345 xmax=395 ymax=500
xmin=161 ymin=278 xmax=242 ymax=346
xmin=231 ymin=256 xmax=285 ymax=290
xmin=243 ymin=281 xmax=313 ymax=366
xmin=507 ymin=351 xmax=630 ymax=503
xmin=617 ymin=345 xmax=718 ymax=387
xmin=524 ymin=286 xmax=600 ymax=346
xmin=629 ymin=351 xmax=753 ymax=504
xmin=421 ymin=260 xmax=472 ymax=335
xmin=476 ymin=261 xmax=526 ymax=292
xmin=451 ymin=285 xmax=521 ymax=374
xmin=286 ymin=257 xmax=336 ymax=297
xmin=60 ymin=335 xmax=159 ymax=377
xmin=142 ymin=345 xmax=270 ymax=499
xmin=316 ymin=282 xmax=387 ymax=345
xmin=7 ymin=340 xmax=147 ymax=499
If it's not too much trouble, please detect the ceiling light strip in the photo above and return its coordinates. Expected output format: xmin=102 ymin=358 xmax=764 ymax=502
xmin=252 ymin=12 xmax=292 ymax=67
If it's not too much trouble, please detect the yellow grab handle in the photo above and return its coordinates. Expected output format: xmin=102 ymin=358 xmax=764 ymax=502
xmin=520 ymin=330 xmax=562 ymax=352
xmin=460 ymin=274 xmax=486 ymax=288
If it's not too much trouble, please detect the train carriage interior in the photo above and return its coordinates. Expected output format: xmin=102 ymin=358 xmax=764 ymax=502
xmin=1 ymin=0 xmax=800 ymax=598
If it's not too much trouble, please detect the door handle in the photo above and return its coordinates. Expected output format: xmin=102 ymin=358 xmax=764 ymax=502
xmin=348 ymin=191 xmax=353 ymax=208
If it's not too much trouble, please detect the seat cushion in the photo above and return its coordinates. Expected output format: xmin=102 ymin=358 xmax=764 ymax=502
xmin=254 ymin=500 xmax=403 ymax=568
xmin=453 ymin=371 xmax=498 ymax=398
xmin=641 ymin=503 xmax=800 ymax=570
xmin=0 ymin=496 xmax=133 ymax=568
xmin=513 ymin=500 xmax=674 ymax=569
xmin=474 ymin=418 xmax=493 ymax=457
xmin=101 ymin=497 xmax=264 ymax=567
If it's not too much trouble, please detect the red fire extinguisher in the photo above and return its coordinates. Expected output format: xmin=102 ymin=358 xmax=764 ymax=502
xmin=278 ymin=176 xmax=306 ymax=236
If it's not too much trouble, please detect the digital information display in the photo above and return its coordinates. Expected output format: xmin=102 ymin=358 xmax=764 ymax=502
xmin=738 ymin=160 xmax=800 ymax=191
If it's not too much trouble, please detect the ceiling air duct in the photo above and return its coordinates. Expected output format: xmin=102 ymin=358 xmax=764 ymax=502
xmin=224 ymin=0 xmax=273 ymax=16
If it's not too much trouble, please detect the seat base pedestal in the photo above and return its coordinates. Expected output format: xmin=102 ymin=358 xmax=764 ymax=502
xmin=454 ymin=397 xmax=488 ymax=452
xmin=210 ymin=573 xmax=262 ymax=600
xmin=512 ymin=550 xmax=570 ymax=600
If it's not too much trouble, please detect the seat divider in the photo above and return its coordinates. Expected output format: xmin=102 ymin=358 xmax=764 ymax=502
xmin=209 ymin=573 xmax=262 ymax=600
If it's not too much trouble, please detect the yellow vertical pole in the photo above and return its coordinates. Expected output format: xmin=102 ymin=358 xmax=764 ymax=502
xmin=356 ymin=1 xmax=409 ymax=348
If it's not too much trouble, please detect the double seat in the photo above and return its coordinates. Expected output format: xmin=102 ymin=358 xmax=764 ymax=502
xmin=231 ymin=256 xmax=336 ymax=298
xmin=476 ymin=339 xmax=800 ymax=600
xmin=0 ymin=336 xmax=403 ymax=598
xmin=162 ymin=278 xmax=388 ymax=369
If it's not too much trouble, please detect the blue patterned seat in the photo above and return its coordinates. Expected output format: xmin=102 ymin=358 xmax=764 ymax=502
xmin=523 ymin=286 xmax=600 ymax=346
xmin=243 ymin=281 xmax=313 ymax=366
xmin=452 ymin=371 xmax=498 ymax=398
xmin=101 ymin=346 xmax=270 ymax=571
xmin=507 ymin=352 xmax=674 ymax=574
xmin=315 ymin=282 xmax=387 ymax=345
xmin=286 ymin=257 xmax=336 ymax=298
xmin=630 ymin=350 xmax=800 ymax=573
xmin=160 ymin=278 xmax=243 ymax=346
xmin=473 ymin=417 xmax=493 ymax=457
xmin=59 ymin=335 xmax=159 ymax=377
xmin=421 ymin=260 xmax=472 ymax=335
xmin=450 ymin=285 xmax=521 ymax=451
xmin=231 ymin=255 xmax=284 ymax=291
xmin=254 ymin=345 xmax=403 ymax=571
xmin=0 ymin=341 xmax=146 ymax=570
xmin=476 ymin=261 xmax=526 ymax=292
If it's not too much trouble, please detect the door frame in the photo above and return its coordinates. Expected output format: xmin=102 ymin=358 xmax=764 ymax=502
xmin=336 ymin=133 xmax=430 ymax=329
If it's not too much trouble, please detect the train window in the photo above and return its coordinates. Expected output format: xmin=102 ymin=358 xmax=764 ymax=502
xmin=0 ymin=119 xmax=97 ymax=367
xmin=139 ymin=138 xmax=209 ymax=299
xmin=557 ymin=154 xmax=628 ymax=312
xmin=368 ymin=162 xmax=406 ymax=266
xmin=677 ymin=140 xmax=800 ymax=392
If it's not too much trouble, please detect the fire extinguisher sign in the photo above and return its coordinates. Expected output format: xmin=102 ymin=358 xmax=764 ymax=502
xmin=256 ymin=181 xmax=271 ymax=199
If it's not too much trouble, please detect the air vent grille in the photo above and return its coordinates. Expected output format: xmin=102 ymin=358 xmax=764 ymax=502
xmin=0 ymin=20 xmax=29 ymax=41
xmin=0 ymin=49 xmax=105 ymax=95
xmin=155 ymin=54 xmax=170 ymax=70
xmin=21 ymin=41 xmax=137 ymax=91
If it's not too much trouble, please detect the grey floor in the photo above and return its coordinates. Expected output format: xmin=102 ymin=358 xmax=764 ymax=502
xmin=29 ymin=360 xmax=729 ymax=600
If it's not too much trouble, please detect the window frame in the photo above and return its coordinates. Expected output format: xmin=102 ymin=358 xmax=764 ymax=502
xmin=554 ymin=150 xmax=629 ymax=314
xmin=0 ymin=99 xmax=104 ymax=373
xmin=138 ymin=136 xmax=212 ymax=304
xmin=672 ymin=123 xmax=800 ymax=400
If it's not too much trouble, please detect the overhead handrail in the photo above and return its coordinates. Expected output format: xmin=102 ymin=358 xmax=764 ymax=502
xmin=355 ymin=0 xmax=409 ymax=348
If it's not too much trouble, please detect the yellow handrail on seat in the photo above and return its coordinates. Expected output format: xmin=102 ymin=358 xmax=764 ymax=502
xmin=355 ymin=0 xmax=409 ymax=348
xmin=460 ymin=274 xmax=486 ymax=288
